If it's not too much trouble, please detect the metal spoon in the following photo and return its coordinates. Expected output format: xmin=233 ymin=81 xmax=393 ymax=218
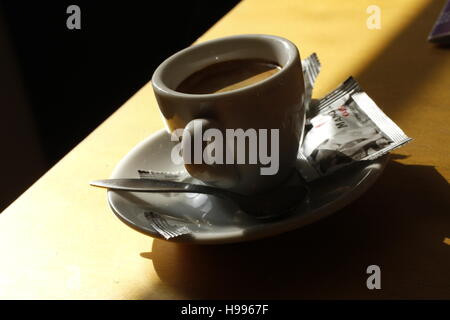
xmin=90 ymin=177 xmax=308 ymax=220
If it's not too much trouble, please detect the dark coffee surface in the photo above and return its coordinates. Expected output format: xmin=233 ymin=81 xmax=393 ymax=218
xmin=176 ymin=59 xmax=281 ymax=94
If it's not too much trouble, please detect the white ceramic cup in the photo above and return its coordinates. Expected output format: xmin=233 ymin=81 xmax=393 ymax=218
xmin=152 ymin=34 xmax=305 ymax=195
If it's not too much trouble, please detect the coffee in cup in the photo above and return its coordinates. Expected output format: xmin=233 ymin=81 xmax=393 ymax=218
xmin=176 ymin=59 xmax=281 ymax=94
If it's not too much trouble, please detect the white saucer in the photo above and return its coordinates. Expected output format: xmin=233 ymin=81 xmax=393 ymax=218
xmin=108 ymin=129 xmax=389 ymax=244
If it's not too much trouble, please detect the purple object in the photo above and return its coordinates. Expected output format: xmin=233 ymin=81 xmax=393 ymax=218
xmin=428 ymin=0 xmax=450 ymax=43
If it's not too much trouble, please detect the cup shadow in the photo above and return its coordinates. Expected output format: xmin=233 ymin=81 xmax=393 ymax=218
xmin=355 ymin=0 xmax=449 ymax=120
xmin=136 ymin=1 xmax=450 ymax=299
xmin=138 ymin=159 xmax=450 ymax=299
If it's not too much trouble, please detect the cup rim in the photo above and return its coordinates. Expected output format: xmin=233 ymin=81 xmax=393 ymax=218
xmin=151 ymin=34 xmax=299 ymax=99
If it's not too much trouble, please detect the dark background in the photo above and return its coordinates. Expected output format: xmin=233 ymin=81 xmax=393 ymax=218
xmin=0 ymin=1 xmax=240 ymax=210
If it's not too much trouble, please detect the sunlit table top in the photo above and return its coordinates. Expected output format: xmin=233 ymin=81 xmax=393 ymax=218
xmin=1 ymin=0 xmax=449 ymax=299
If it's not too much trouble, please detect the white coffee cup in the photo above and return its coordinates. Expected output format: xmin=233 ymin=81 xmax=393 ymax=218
xmin=152 ymin=34 xmax=305 ymax=195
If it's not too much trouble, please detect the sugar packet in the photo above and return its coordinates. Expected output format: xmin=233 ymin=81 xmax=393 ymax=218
xmin=302 ymin=52 xmax=321 ymax=113
xmin=137 ymin=169 xmax=189 ymax=181
xmin=143 ymin=211 xmax=192 ymax=240
xmin=297 ymin=77 xmax=412 ymax=181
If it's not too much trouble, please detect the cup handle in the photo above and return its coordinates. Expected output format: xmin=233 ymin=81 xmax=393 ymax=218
xmin=181 ymin=118 xmax=240 ymax=189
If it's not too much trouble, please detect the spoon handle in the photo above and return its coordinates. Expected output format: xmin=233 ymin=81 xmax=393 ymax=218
xmin=90 ymin=178 xmax=222 ymax=196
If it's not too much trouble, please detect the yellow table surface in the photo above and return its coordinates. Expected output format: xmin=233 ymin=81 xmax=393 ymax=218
xmin=1 ymin=0 xmax=449 ymax=299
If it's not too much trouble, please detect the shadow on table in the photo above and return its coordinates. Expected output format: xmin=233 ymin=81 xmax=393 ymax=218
xmin=136 ymin=1 xmax=450 ymax=299
xmin=355 ymin=0 xmax=448 ymax=120
xmin=139 ymin=158 xmax=450 ymax=299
